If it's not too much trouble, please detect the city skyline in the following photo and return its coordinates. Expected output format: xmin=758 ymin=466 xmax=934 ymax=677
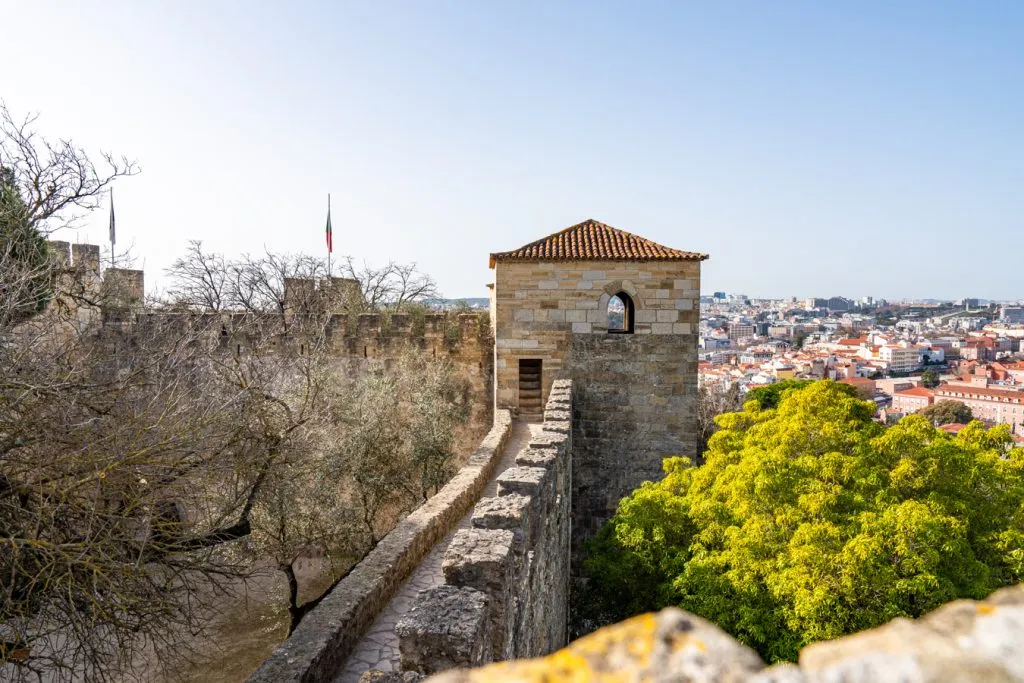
xmin=4 ymin=2 xmax=1022 ymax=301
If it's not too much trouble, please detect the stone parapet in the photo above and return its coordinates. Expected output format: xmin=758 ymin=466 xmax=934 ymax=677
xmin=396 ymin=381 xmax=574 ymax=676
xmin=426 ymin=583 xmax=1024 ymax=683
xmin=247 ymin=410 xmax=513 ymax=683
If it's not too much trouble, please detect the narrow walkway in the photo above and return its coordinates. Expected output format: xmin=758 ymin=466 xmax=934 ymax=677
xmin=336 ymin=420 xmax=544 ymax=682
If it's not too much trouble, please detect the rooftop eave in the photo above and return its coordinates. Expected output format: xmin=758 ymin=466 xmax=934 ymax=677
xmin=489 ymin=252 xmax=710 ymax=269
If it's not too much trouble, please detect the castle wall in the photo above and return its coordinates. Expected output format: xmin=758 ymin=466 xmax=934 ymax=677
xmin=492 ymin=259 xmax=701 ymax=414
xmin=247 ymin=411 xmax=513 ymax=683
xmin=492 ymin=258 xmax=701 ymax=566
xmin=104 ymin=309 xmax=494 ymax=438
xmin=395 ymin=381 xmax=574 ymax=674
xmin=321 ymin=312 xmax=494 ymax=432
xmin=567 ymin=334 xmax=699 ymax=565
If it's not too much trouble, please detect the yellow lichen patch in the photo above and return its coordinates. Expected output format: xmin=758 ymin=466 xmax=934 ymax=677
xmin=451 ymin=613 xmax=664 ymax=682
xmin=976 ymin=604 xmax=997 ymax=615
xmin=669 ymin=631 xmax=706 ymax=653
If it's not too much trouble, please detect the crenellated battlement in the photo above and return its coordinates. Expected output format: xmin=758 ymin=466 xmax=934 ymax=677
xmin=395 ymin=380 xmax=574 ymax=674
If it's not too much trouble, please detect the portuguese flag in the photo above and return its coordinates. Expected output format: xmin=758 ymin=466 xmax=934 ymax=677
xmin=326 ymin=193 xmax=333 ymax=253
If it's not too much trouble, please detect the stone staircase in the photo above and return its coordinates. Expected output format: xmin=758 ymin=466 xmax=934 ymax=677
xmin=518 ymin=360 xmax=543 ymax=419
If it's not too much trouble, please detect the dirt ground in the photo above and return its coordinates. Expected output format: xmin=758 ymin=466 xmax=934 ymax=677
xmin=149 ymin=556 xmax=351 ymax=683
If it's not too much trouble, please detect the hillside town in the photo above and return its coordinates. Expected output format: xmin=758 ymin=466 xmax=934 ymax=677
xmin=699 ymin=293 xmax=1024 ymax=441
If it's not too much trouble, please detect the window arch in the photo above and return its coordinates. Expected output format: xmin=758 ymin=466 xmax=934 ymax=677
xmin=607 ymin=292 xmax=635 ymax=334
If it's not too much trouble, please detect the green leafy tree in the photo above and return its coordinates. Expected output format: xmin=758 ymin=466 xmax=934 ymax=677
xmin=577 ymin=381 xmax=1024 ymax=662
xmin=921 ymin=368 xmax=940 ymax=388
xmin=744 ymin=379 xmax=858 ymax=410
xmin=918 ymin=399 xmax=973 ymax=426
xmin=0 ymin=167 xmax=53 ymax=323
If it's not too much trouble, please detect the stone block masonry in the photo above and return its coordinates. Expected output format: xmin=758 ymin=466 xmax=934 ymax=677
xmin=566 ymin=333 xmax=699 ymax=569
xmin=491 ymin=258 xmax=700 ymax=415
xmin=247 ymin=411 xmax=512 ymax=683
xmin=430 ymin=583 xmax=1024 ymax=683
xmin=396 ymin=380 xmax=574 ymax=675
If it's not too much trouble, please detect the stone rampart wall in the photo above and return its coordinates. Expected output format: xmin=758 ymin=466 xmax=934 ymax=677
xmin=104 ymin=310 xmax=494 ymax=436
xmin=395 ymin=380 xmax=575 ymax=675
xmin=247 ymin=410 xmax=512 ymax=683
xmin=567 ymin=334 xmax=698 ymax=567
xmin=431 ymin=583 xmax=1024 ymax=683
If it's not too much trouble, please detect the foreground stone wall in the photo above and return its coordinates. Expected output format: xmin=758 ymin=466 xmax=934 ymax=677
xmin=247 ymin=411 xmax=512 ymax=683
xmin=395 ymin=380 xmax=574 ymax=675
xmin=429 ymin=582 xmax=1024 ymax=683
xmin=567 ymin=333 xmax=698 ymax=566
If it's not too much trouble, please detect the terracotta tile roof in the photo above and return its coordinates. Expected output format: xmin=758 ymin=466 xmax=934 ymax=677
xmin=489 ymin=219 xmax=708 ymax=267
xmin=935 ymin=385 xmax=1024 ymax=402
xmin=895 ymin=387 xmax=935 ymax=398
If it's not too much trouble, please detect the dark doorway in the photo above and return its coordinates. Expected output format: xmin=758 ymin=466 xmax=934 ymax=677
xmin=518 ymin=359 xmax=542 ymax=415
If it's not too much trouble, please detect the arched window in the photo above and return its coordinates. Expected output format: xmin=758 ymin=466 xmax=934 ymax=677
xmin=608 ymin=292 xmax=634 ymax=334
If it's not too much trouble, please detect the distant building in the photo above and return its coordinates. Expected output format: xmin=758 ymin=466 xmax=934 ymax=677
xmin=891 ymin=387 xmax=934 ymax=414
xmin=713 ymin=291 xmax=727 ymax=300
xmin=934 ymin=385 xmax=1024 ymax=435
xmin=881 ymin=345 xmax=923 ymax=373
xmin=728 ymin=323 xmax=756 ymax=340
xmin=1001 ymin=306 xmax=1024 ymax=324
xmin=827 ymin=296 xmax=853 ymax=312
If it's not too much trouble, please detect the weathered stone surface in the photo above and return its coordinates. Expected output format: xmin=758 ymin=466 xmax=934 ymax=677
xmin=442 ymin=529 xmax=515 ymax=590
xmin=542 ymin=420 xmax=571 ymax=435
xmin=515 ymin=447 xmax=557 ymax=468
xmin=568 ymin=332 xmax=698 ymax=569
xmin=745 ymin=663 xmax=806 ymax=679
xmin=799 ymin=586 xmax=1024 ymax=683
xmin=358 ymin=671 xmax=425 ymax=683
xmin=492 ymin=256 xmax=700 ymax=414
xmin=747 ymin=664 xmax=806 ymax=683
xmin=471 ymin=494 xmax=532 ymax=534
xmin=496 ymin=466 xmax=548 ymax=497
xmin=398 ymin=385 xmax=574 ymax=672
xmin=528 ymin=433 xmax=567 ymax=451
xmin=428 ymin=609 xmax=764 ymax=682
xmin=542 ymin=408 xmax=571 ymax=422
xmin=396 ymin=586 xmax=491 ymax=674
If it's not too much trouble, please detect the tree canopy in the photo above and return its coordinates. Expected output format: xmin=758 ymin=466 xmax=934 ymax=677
xmin=0 ymin=167 xmax=53 ymax=322
xmin=577 ymin=381 xmax=1024 ymax=662
xmin=918 ymin=399 xmax=974 ymax=426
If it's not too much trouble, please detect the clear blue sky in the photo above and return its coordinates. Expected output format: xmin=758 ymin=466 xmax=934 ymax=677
xmin=4 ymin=1 xmax=1022 ymax=301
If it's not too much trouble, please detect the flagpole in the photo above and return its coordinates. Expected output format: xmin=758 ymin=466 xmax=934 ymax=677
xmin=327 ymin=193 xmax=332 ymax=276
xmin=109 ymin=188 xmax=116 ymax=270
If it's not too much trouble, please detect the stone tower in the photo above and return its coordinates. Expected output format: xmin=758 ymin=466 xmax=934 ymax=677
xmin=489 ymin=219 xmax=707 ymax=561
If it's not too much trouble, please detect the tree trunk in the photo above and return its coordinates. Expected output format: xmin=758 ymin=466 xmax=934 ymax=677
xmin=283 ymin=562 xmax=302 ymax=636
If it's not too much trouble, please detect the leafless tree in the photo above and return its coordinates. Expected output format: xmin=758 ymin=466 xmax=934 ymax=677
xmin=339 ymin=257 xmax=438 ymax=312
xmin=2 ymin=107 xmax=467 ymax=680
xmin=164 ymin=240 xmax=230 ymax=311
xmin=697 ymin=381 xmax=743 ymax=459
xmin=0 ymin=102 xmax=137 ymax=234
xmin=165 ymin=244 xmax=438 ymax=315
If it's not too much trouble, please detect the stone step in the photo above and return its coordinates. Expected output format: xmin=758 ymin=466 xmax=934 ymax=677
xmin=519 ymin=390 xmax=541 ymax=400
xmin=519 ymin=380 xmax=541 ymax=390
